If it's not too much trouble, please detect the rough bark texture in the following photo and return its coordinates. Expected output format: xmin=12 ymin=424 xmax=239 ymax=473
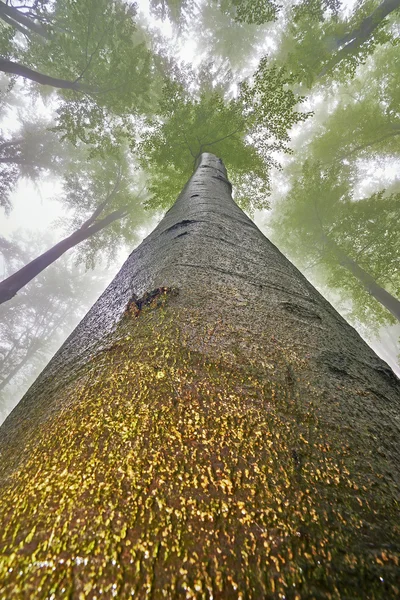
xmin=0 ymin=154 xmax=399 ymax=599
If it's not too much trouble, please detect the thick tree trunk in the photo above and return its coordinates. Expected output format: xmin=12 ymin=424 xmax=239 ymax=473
xmin=0 ymin=206 xmax=127 ymax=305
xmin=0 ymin=59 xmax=92 ymax=92
xmin=0 ymin=154 xmax=399 ymax=598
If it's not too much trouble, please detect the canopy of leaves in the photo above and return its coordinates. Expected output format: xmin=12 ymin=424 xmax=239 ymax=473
xmin=0 ymin=0 xmax=157 ymax=154
xmin=139 ymin=60 xmax=310 ymax=213
xmin=218 ymin=0 xmax=281 ymax=25
xmin=0 ymin=116 xmax=71 ymax=212
xmin=271 ymin=160 xmax=400 ymax=328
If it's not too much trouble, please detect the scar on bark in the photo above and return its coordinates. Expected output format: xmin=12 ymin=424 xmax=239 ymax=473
xmin=163 ymin=219 xmax=197 ymax=235
xmin=124 ymin=287 xmax=178 ymax=318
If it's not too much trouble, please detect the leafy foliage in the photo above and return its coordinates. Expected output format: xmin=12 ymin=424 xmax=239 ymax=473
xmin=149 ymin=0 xmax=197 ymax=27
xmin=0 ymin=0 xmax=156 ymax=153
xmin=272 ymin=0 xmax=399 ymax=86
xmin=271 ymin=160 xmax=400 ymax=329
xmin=0 ymin=117 xmax=69 ymax=212
xmin=219 ymin=0 xmax=281 ymax=25
xmin=139 ymin=60 xmax=310 ymax=213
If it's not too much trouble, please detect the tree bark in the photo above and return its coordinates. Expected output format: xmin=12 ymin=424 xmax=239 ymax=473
xmin=0 ymin=206 xmax=127 ymax=305
xmin=0 ymin=59 xmax=92 ymax=92
xmin=0 ymin=153 xmax=399 ymax=598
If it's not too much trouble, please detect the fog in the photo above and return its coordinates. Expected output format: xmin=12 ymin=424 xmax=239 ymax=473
xmin=1 ymin=0 xmax=399 ymax=425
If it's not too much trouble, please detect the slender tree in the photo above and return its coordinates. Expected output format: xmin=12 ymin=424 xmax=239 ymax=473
xmin=267 ymin=0 xmax=400 ymax=86
xmin=0 ymin=157 xmax=148 ymax=303
xmin=0 ymin=237 xmax=108 ymax=423
xmin=0 ymin=2 xmax=50 ymax=39
xmin=0 ymin=154 xmax=399 ymax=598
xmin=0 ymin=200 xmax=127 ymax=304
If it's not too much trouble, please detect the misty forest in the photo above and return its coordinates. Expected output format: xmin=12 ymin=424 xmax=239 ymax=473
xmin=0 ymin=0 xmax=400 ymax=598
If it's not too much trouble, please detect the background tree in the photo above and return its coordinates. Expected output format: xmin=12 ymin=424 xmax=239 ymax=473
xmin=0 ymin=153 xmax=150 ymax=302
xmin=302 ymin=43 xmax=400 ymax=164
xmin=0 ymin=232 xmax=108 ymax=422
xmin=0 ymin=0 xmax=156 ymax=153
xmin=0 ymin=116 xmax=69 ymax=212
xmin=266 ymin=0 xmax=400 ymax=87
xmin=269 ymin=160 xmax=400 ymax=326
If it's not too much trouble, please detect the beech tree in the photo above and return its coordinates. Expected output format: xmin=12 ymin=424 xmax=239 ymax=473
xmin=304 ymin=43 xmax=400 ymax=164
xmin=0 ymin=154 xmax=399 ymax=597
xmin=268 ymin=0 xmax=400 ymax=86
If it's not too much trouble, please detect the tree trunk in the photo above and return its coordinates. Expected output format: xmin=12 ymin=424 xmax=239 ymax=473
xmin=0 ymin=153 xmax=399 ymax=598
xmin=336 ymin=0 xmax=400 ymax=49
xmin=0 ymin=206 xmax=127 ymax=305
xmin=0 ymin=59 xmax=92 ymax=92
xmin=337 ymin=249 xmax=400 ymax=322
xmin=0 ymin=2 xmax=50 ymax=38
xmin=318 ymin=0 xmax=400 ymax=78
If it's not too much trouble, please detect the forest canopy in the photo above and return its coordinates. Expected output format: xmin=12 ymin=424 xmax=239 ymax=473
xmin=0 ymin=0 xmax=399 ymax=420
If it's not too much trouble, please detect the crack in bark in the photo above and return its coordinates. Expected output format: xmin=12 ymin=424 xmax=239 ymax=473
xmin=162 ymin=219 xmax=198 ymax=235
xmin=280 ymin=301 xmax=322 ymax=322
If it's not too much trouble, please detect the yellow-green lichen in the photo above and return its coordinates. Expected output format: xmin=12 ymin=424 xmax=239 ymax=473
xmin=0 ymin=298 xmax=399 ymax=599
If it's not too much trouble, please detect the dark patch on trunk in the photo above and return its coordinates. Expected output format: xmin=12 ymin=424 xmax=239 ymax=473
xmin=280 ymin=301 xmax=322 ymax=321
xmin=124 ymin=287 xmax=178 ymax=318
xmin=174 ymin=231 xmax=189 ymax=239
xmin=286 ymin=365 xmax=295 ymax=386
xmin=292 ymin=449 xmax=303 ymax=471
xmin=163 ymin=219 xmax=197 ymax=235
xmin=372 ymin=363 xmax=399 ymax=385
xmin=190 ymin=194 xmax=200 ymax=198
xmin=317 ymin=351 xmax=353 ymax=377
